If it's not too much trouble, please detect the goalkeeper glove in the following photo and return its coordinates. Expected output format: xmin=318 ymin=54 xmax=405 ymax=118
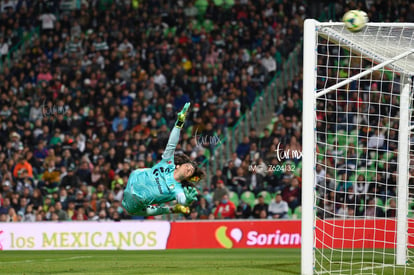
xmin=184 ymin=186 xmax=198 ymax=204
xmin=175 ymin=102 xmax=191 ymax=128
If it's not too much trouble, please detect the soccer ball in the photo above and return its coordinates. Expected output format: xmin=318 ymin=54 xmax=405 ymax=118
xmin=342 ymin=10 xmax=368 ymax=32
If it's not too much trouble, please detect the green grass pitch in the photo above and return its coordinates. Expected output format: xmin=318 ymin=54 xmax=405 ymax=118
xmin=0 ymin=249 xmax=301 ymax=275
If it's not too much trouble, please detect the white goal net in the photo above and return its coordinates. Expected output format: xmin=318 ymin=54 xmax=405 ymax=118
xmin=302 ymin=20 xmax=414 ymax=275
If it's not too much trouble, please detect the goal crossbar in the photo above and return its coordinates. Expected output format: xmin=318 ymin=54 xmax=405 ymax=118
xmin=318 ymin=24 xmax=414 ymax=75
xmin=316 ymin=48 xmax=414 ymax=97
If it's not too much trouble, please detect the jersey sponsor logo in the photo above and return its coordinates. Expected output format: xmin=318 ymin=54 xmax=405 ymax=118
xmin=159 ymin=167 xmax=173 ymax=173
xmin=153 ymin=167 xmax=174 ymax=194
xmin=153 ymin=168 xmax=163 ymax=194
xmin=153 ymin=167 xmax=172 ymax=194
xmin=155 ymin=177 xmax=163 ymax=194
xmin=168 ymin=184 xmax=175 ymax=191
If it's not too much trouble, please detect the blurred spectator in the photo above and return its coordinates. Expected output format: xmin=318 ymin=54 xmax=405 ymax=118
xmin=364 ymin=198 xmax=385 ymax=218
xmin=235 ymin=200 xmax=252 ymax=219
xmin=0 ymin=197 xmax=10 ymax=215
xmin=54 ymin=201 xmax=68 ymax=221
xmin=222 ymin=160 xmax=237 ymax=183
xmin=367 ymin=128 xmax=385 ymax=150
xmin=88 ymin=211 xmax=99 ymax=221
xmin=61 ymin=164 xmax=80 ymax=191
xmin=247 ymin=165 xmax=265 ymax=195
xmin=212 ymin=180 xmax=230 ymax=206
xmin=386 ymin=198 xmax=397 ymax=218
xmin=34 ymin=141 xmax=48 ymax=164
xmin=15 ymin=167 xmax=34 ymax=194
xmin=38 ymin=10 xmax=57 ymax=35
xmin=0 ymin=36 xmax=9 ymax=62
xmin=40 ymin=159 xmax=60 ymax=194
xmin=66 ymin=201 xmax=76 ymax=219
xmin=230 ymin=153 xmax=242 ymax=168
xmin=210 ymin=168 xmax=227 ymax=189
xmin=259 ymin=128 xmax=272 ymax=152
xmin=1 ymin=174 xmax=13 ymax=196
xmin=200 ymin=188 xmax=212 ymax=205
xmin=112 ymin=110 xmax=129 ymax=133
xmin=214 ymin=194 xmax=236 ymax=219
xmin=98 ymin=209 xmax=110 ymax=221
xmin=188 ymin=208 xmax=199 ymax=220
xmin=268 ymin=192 xmax=289 ymax=219
xmin=23 ymin=204 xmax=36 ymax=222
xmin=195 ymin=197 xmax=211 ymax=219
xmin=236 ymin=136 xmax=251 ymax=160
xmin=76 ymin=161 xmax=91 ymax=185
xmin=13 ymin=155 xmax=33 ymax=179
xmin=113 ymin=183 xmax=124 ymax=202
xmin=261 ymin=51 xmax=277 ymax=80
xmin=9 ymin=132 xmax=23 ymax=152
xmin=252 ymin=195 xmax=269 ymax=219
xmin=31 ymin=188 xmax=43 ymax=209
xmin=7 ymin=207 xmax=20 ymax=222
xmin=281 ymin=177 xmax=301 ymax=211
xmin=282 ymin=99 xmax=299 ymax=120
xmin=230 ymin=167 xmax=248 ymax=195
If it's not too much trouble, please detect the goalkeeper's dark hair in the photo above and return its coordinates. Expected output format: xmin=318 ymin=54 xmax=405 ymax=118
xmin=174 ymin=153 xmax=205 ymax=188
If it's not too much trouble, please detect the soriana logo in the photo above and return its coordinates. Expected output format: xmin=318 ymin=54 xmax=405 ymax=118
xmin=215 ymin=226 xmax=242 ymax=248
xmin=214 ymin=224 xmax=301 ymax=249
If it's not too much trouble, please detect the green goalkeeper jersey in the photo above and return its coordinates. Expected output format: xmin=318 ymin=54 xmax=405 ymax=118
xmin=122 ymin=127 xmax=189 ymax=214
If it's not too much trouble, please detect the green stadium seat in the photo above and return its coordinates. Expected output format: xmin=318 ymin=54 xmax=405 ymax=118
xmin=375 ymin=197 xmax=384 ymax=209
xmin=354 ymin=169 xmax=374 ymax=182
xmin=240 ymin=191 xmax=256 ymax=208
xmin=203 ymin=148 xmax=211 ymax=158
xmin=336 ymin=130 xmax=348 ymax=146
xmin=292 ymin=206 xmax=302 ymax=219
xmin=408 ymin=201 xmax=414 ymax=218
xmin=88 ymin=186 xmax=96 ymax=195
xmin=229 ymin=191 xmax=239 ymax=207
xmin=186 ymin=125 xmax=193 ymax=137
xmin=195 ymin=0 xmax=208 ymax=15
xmin=349 ymin=129 xmax=359 ymax=145
xmin=359 ymin=198 xmax=365 ymax=214
xmin=327 ymin=134 xmax=336 ymax=145
xmin=257 ymin=191 xmax=272 ymax=204
xmin=292 ymin=165 xmax=301 ymax=177
xmin=384 ymin=197 xmax=396 ymax=210
xmin=287 ymin=208 xmax=293 ymax=219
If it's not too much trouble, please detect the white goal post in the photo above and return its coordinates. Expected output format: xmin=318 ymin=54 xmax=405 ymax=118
xmin=302 ymin=19 xmax=414 ymax=275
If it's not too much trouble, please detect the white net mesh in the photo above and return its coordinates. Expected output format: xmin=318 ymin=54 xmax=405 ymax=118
xmin=312 ymin=23 xmax=414 ymax=274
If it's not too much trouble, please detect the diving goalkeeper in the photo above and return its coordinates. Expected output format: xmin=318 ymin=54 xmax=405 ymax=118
xmin=122 ymin=102 xmax=204 ymax=216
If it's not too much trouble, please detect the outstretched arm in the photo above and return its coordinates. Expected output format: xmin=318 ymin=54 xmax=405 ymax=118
xmin=162 ymin=126 xmax=181 ymax=160
xmin=162 ymin=102 xmax=191 ymax=160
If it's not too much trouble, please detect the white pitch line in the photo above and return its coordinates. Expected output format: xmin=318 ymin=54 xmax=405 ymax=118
xmin=1 ymin=255 xmax=93 ymax=264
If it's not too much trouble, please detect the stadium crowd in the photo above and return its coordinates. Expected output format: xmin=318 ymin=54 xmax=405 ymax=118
xmin=0 ymin=0 xmax=412 ymax=222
